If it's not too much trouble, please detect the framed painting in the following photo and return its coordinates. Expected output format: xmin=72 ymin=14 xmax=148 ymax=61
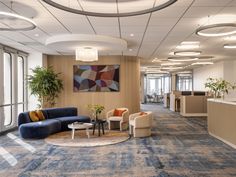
xmin=73 ymin=65 xmax=120 ymax=92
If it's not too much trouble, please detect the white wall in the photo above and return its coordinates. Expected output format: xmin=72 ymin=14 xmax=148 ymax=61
xmin=193 ymin=60 xmax=236 ymax=98
xmin=27 ymin=52 xmax=43 ymax=110
xmin=224 ymin=61 xmax=236 ymax=98
xmin=193 ymin=62 xmax=224 ymax=91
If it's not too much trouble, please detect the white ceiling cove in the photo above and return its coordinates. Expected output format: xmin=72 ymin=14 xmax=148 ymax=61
xmin=0 ymin=0 xmax=236 ymax=67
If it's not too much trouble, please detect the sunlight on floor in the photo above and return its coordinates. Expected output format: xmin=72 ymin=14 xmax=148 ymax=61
xmin=0 ymin=147 xmax=17 ymax=166
xmin=7 ymin=133 xmax=36 ymax=153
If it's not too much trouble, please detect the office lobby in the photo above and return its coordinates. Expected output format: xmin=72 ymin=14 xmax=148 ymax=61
xmin=0 ymin=0 xmax=236 ymax=176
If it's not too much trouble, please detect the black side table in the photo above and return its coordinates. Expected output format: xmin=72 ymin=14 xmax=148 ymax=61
xmin=92 ymin=119 xmax=107 ymax=136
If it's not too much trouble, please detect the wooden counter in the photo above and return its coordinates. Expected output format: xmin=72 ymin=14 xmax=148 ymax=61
xmin=208 ymin=99 xmax=236 ymax=149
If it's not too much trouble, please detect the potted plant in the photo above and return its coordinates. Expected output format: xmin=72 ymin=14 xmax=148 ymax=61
xmin=28 ymin=66 xmax=63 ymax=108
xmin=88 ymin=104 xmax=105 ymax=120
xmin=205 ymin=78 xmax=235 ymax=99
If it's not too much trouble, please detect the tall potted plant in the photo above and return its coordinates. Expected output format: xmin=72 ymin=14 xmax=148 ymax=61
xmin=205 ymin=78 xmax=235 ymax=99
xmin=28 ymin=66 xmax=63 ymax=108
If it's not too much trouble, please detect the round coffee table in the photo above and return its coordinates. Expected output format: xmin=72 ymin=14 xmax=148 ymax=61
xmin=68 ymin=122 xmax=93 ymax=139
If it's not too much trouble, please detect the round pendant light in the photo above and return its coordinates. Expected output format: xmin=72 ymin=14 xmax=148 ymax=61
xmin=41 ymin=0 xmax=177 ymax=17
xmin=161 ymin=66 xmax=183 ymax=70
xmin=191 ymin=62 xmax=213 ymax=65
xmin=0 ymin=11 xmax=36 ymax=31
xmin=168 ymin=56 xmax=199 ymax=62
xmin=196 ymin=23 xmax=236 ymax=37
xmin=174 ymin=51 xmax=201 ymax=56
xmin=224 ymin=44 xmax=236 ymax=49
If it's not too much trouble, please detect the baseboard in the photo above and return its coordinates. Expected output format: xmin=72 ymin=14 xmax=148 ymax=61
xmin=209 ymin=132 xmax=236 ymax=149
xmin=0 ymin=127 xmax=18 ymax=136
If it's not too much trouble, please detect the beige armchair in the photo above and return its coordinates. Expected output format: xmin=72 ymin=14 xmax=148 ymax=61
xmin=129 ymin=112 xmax=153 ymax=138
xmin=106 ymin=108 xmax=129 ymax=131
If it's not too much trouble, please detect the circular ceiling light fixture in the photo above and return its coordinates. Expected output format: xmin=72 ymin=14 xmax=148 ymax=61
xmin=0 ymin=11 xmax=36 ymax=31
xmin=174 ymin=51 xmax=201 ymax=56
xmin=41 ymin=0 xmax=177 ymax=17
xmin=224 ymin=44 xmax=236 ymax=49
xmin=161 ymin=62 xmax=182 ymax=66
xmin=196 ymin=23 xmax=236 ymax=37
xmin=168 ymin=56 xmax=199 ymax=62
xmin=161 ymin=66 xmax=184 ymax=70
xmin=191 ymin=62 xmax=213 ymax=65
xmin=45 ymin=34 xmax=127 ymax=54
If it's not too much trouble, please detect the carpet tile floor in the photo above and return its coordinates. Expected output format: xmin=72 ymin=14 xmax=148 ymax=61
xmin=0 ymin=104 xmax=236 ymax=177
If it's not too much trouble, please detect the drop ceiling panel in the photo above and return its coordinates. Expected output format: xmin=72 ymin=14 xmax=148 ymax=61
xmin=183 ymin=7 xmax=223 ymax=18
xmin=118 ymin=0 xmax=155 ymax=13
xmin=89 ymin=17 xmax=119 ymax=37
xmin=80 ymin=0 xmax=117 ymax=13
xmin=192 ymin=0 xmax=232 ymax=7
xmin=0 ymin=32 xmax=35 ymax=43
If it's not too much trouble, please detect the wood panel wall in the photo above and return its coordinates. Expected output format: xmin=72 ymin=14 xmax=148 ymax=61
xmin=46 ymin=55 xmax=140 ymax=118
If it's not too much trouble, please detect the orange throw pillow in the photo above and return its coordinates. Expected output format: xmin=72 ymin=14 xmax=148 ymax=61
xmin=36 ymin=110 xmax=45 ymax=121
xmin=113 ymin=109 xmax=126 ymax=116
xmin=139 ymin=112 xmax=148 ymax=116
xmin=29 ymin=111 xmax=39 ymax=122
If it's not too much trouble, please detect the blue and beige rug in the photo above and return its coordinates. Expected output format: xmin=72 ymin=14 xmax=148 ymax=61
xmin=45 ymin=130 xmax=130 ymax=147
xmin=0 ymin=104 xmax=236 ymax=177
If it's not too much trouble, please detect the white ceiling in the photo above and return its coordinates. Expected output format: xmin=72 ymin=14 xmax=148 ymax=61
xmin=0 ymin=0 xmax=236 ymax=68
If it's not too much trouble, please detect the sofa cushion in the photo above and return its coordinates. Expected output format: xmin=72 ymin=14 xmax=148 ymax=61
xmin=44 ymin=107 xmax=77 ymax=119
xmin=113 ymin=109 xmax=126 ymax=116
xmin=19 ymin=119 xmax=61 ymax=139
xmin=29 ymin=111 xmax=39 ymax=122
xmin=36 ymin=110 xmax=46 ymax=121
xmin=55 ymin=116 xmax=91 ymax=131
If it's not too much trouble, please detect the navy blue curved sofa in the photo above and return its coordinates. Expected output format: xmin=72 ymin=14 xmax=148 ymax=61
xmin=18 ymin=107 xmax=91 ymax=139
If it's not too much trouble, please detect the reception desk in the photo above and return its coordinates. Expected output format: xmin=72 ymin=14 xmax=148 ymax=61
xmin=208 ymin=99 xmax=236 ymax=149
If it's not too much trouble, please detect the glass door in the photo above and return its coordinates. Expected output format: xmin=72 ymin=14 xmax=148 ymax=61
xmin=0 ymin=51 xmax=27 ymax=133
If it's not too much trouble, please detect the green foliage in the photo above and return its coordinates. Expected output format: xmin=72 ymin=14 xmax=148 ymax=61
xmin=28 ymin=66 xmax=63 ymax=108
xmin=87 ymin=104 xmax=105 ymax=118
xmin=205 ymin=78 xmax=235 ymax=98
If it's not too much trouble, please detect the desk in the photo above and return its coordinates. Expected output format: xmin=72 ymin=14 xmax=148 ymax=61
xmin=208 ymin=99 xmax=236 ymax=149
xmin=175 ymin=98 xmax=180 ymax=112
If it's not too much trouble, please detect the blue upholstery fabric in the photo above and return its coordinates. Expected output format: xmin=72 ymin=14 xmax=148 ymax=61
xmin=18 ymin=112 xmax=31 ymax=126
xmin=55 ymin=116 xmax=91 ymax=131
xmin=19 ymin=119 xmax=61 ymax=139
xmin=44 ymin=107 xmax=77 ymax=119
xmin=18 ymin=107 xmax=91 ymax=139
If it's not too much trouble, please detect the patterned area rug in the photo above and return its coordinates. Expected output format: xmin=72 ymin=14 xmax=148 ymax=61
xmin=45 ymin=130 xmax=130 ymax=147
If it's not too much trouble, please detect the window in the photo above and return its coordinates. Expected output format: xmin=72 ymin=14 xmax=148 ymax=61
xmin=176 ymin=74 xmax=193 ymax=91
xmin=17 ymin=56 xmax=24 ymax=115
xmin=3 ymin=53 xmax=12 ymax=126
xmin=0 ymin=50 xmax=27 ymax=132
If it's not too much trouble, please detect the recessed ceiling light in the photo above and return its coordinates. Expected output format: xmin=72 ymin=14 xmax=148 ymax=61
xmin=224 ymin=44 xmax=236 ymax=49
xmin=34 ymin=34 xmax=39 ymax=37
xmin=129 ymin=48 xmax=133 ymax=51
xmin=191 ymin=62 xmax=213 ymax=65
xmin=196 ymin=23 xmax=236 ymax=37
xmin=130 ymin=33 xmax=134 ymax=37
xmin=174 ymin=51 xmax=201 ymax=56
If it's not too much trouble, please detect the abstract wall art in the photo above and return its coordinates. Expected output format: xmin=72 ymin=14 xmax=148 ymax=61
xmin=73 ymin=65 xmax=120 ymax=92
